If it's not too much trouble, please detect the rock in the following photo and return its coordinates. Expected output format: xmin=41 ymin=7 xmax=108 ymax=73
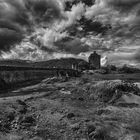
xmin=18 ymin=106 xmax=27 ymax=114
xmin=60 ymin=129 xmax=65 ymax=133
xmin=60 ymin=90 xmax=71 ymax=95
xmin=78 ymin=97 xmax=84 ymax=101
xmin=16 ymin=100 xmax=27 ymax=106
xmin=67 ymin=113 xmax=75 ymax=119
xmin=87 ymin=124 xmax=96 ymax=135
xmin=20 ymin=115 xmax=36 ymax=128
xmin=16 ymin=100 xmax=28 ymax=114
xmin=70 ymin=123 xmax=80 ymax=131
xmin=84 ymin=119 xmax=90 ymax=122
xmin=7 ymin=112 xmax=15 ymax=122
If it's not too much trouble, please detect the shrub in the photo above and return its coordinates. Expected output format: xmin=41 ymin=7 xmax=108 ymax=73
xmin=89 ymin=80 xmax=140 ymax=103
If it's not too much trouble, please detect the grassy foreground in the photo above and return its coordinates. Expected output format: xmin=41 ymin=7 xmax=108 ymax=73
xmin=0 ymin=74 xmax=140 ymax=140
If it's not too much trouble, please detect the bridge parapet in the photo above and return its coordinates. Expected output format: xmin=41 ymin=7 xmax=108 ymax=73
xmin=0 ymin=66 xmax=81 ymax=84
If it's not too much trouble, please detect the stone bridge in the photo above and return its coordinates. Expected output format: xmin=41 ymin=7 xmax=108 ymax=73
xmin=0 ymin=66 xmax=82 ymax=90
xmin=0 ymin=66 xmax=81 ymax=77
xmin=0 ymin=66 xmax=81 ymax=84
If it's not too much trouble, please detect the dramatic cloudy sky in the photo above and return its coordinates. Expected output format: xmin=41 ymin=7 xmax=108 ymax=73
xmin=0 ymin=0 xmax=140 ymax=66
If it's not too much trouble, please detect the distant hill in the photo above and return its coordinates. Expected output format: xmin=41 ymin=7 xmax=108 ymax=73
xmin=0 ymin=58 xmax=87 ymax=69
xmin=32 ymin=58 xmax=87 ymax=69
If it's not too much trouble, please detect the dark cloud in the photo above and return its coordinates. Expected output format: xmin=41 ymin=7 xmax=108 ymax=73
xmin=0 ymin=29 xmax=23 ymax=51
xmin=27 ymin=0 xmax=63 ymax=23
xmin=0 ymin=0 xmax=28 ymax=50
xmin=0 ymin=0 xmax=63 ymax=51
xmin=0 ymin=0 xmax=139 ymax=66
xmin=65 ymin=0 xmax=95 ymax=11
xmin=65 ymin=17 xmax=111 ymax=39
xmin=107 ymin=0 xmax=140 ymax=12
xmin=0 ymin=0 xmax=111 ymax=56
xmin=55 ymin=37 xmax=90 ymax=54
xmin=40 ymin=46 xmax=56 ymax=53
xmin=134 ymin=49 xmax=140 ymax=62
xmin=78 ymin=17 xmax=111 ymax=35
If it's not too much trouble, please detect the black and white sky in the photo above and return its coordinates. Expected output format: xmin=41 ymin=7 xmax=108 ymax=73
xmin=0 ymin=0 xmax=140 ymax=66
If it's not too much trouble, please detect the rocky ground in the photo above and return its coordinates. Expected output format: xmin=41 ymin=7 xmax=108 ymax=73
xmin=1 ymin=75 xmax=140 ymax=140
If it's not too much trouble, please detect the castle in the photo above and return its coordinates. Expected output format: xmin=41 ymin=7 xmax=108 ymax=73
xmin=88 ymin=51 xmax=101 ymax=69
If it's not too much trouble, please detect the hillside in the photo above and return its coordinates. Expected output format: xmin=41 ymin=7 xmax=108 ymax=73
xmin=33 ymin=58 xmax=87 ymax=69
xmin=0 ymin=74 xmax=140 ymax=139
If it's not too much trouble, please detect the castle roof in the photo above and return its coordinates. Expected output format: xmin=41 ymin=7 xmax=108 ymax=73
xmin=89 ymin=51 xmax=100 ymax=59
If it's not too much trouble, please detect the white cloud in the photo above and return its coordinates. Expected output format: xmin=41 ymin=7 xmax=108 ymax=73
xmin=32 ymin=28 xmax=68 ymax=49
xmin=85 ymin=0 xmax=109 ymax=19
xmin=55 ymin=2 xmax=85 ymax=31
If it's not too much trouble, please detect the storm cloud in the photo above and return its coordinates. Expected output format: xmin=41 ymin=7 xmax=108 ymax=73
xmin=0 ymin=0 xmax=140 ymax=66
xmin=0 ymin=0 xmax=63 ymax=50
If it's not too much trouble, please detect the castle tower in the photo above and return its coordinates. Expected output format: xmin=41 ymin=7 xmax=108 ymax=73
xmin=88 ymin=51 xmax=101 ymax=69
